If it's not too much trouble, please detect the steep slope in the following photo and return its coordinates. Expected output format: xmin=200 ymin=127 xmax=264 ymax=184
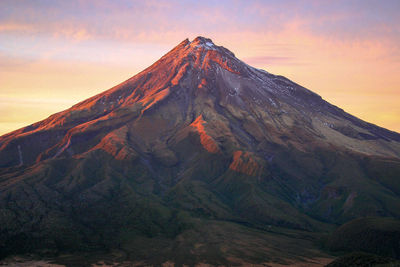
xmin=1 ymin=36 xmax=400 ymax=265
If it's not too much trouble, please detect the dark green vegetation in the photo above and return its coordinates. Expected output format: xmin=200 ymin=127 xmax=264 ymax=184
xmin=1 ymin=143 xmax=399 ymax=265
xmin=326 ymin=217 xmax=400 ymax=259
xmin=0 ymin=221 xmax=331 ymax=266
xmin=326 ymin=252 xmax=400 ymax=267
xmin=1 ymin=37 xmax=400 ymax=266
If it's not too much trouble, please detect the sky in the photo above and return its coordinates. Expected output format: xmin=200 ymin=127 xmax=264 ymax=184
xmin=1 ymin=0 xmax=400 ymax=135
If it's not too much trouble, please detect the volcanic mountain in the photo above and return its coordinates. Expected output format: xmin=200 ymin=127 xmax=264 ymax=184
xmin=1 ymin=37 xmax=400 ymax=266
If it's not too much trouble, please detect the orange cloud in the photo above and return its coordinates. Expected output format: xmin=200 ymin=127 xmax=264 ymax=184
xmin=0 ymin=23 xmax=33 ymax=32
xmin=53 ymin=27 xmax=92 ymax=41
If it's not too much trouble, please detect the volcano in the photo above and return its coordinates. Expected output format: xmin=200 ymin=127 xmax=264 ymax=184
xmin=1 ymin=37 xmax=400 ymax=266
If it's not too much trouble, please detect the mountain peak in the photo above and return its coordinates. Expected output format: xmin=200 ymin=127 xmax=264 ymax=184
xmin=190 ymin=36 xmax=216 ymax=49
xmin=192 ymin=36 xmax=213 ymax=43
xmin=169 ymin=36 xmax=235 ymax=60
xmin=187 ymin=36 xmax=235 ymax=57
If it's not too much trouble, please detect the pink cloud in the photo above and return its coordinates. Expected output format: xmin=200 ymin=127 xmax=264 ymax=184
xmin=0 ymin=23 xmax=33 ymax=32
xmin=242 ymin=56 xmax=304 ymax=66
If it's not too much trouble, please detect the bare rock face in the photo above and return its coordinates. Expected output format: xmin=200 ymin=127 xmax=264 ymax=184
xmin=1 ymin=36 xmax=400 ymax=264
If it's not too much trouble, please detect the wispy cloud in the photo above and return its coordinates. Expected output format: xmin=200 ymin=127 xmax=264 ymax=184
xmin=242 ymin=56 xmax=305 ymax=66
xmin=0 ymin=97 xmax=76 ymax=106
xmin=1 ymin=0 xmax=399 ymax=47
xmin=0 ymin=23 xmax=33 ymax=32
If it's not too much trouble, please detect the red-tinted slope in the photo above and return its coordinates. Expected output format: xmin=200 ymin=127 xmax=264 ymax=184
xmin=2 ymin=37 xmax=400 ymax=169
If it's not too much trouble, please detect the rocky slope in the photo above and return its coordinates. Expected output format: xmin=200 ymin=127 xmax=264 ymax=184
xmin=0 ymin=36 xmax=400 ymax=265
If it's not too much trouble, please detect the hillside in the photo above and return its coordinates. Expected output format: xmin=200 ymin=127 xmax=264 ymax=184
xmin=1 ymin=37 xmax=399 ymax=266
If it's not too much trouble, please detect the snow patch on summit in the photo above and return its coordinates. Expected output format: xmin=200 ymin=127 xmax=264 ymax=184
xmin=193 ymin=42 xmax=216 ymax=50
xmin=189 ymin=37 xmax=216 ymax=51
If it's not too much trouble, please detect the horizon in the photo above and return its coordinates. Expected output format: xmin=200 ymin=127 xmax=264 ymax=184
xmin=1 ymin=0 xmax=399 ymax=134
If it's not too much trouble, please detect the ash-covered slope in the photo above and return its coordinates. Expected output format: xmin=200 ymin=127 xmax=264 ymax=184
xmin=1 ymin=37 xmax=400 ymax=264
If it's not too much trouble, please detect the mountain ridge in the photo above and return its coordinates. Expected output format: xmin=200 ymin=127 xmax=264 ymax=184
xmin=2 ymin=37 xmax=399 ymax=156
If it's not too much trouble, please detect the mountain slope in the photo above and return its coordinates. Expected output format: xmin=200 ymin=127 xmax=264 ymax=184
xmin=1 ymin=36 xmax=400 ymax=265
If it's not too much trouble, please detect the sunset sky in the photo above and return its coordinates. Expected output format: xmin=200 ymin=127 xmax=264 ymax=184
xmin=1 ymin=0 xmax=399 ymax=135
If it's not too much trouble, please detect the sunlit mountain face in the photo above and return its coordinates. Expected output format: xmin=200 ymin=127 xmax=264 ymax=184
xmin=1 ymin=37 xmax=400 ymax=266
